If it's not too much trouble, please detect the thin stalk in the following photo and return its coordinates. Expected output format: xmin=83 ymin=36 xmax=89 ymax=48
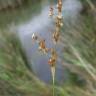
xmin=51 ymin=67 xmax=55 ymax=96
xmin=53 ymin=80 xmax=55 ymax=96
xmin=86 ymin=0 xmax=96 ymax=11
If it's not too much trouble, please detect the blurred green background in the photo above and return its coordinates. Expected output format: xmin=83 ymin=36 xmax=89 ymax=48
xmin=0 ymin=0 xmax=96 ymax=96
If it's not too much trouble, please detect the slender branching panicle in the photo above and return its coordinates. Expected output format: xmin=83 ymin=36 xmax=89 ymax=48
xmin=31 ymin=0 xmax=63 ymax=96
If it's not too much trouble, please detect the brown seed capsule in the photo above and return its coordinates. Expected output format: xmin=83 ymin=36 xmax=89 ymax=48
xmin=56 ymin=16 xmax=63 ymax=28
xmin=49 ymin=6 xmax=54 ymax=17
xmin=48 ymin=49 xmax=57 ymax=67
xmin=53 ymin=31 xmax=60 ymax=43
xmin=48 ymin=58 xmax=55 ymax=67
xmin=57 ymin=0 xmax=62 ymax=14
xmin=39 ymin=40 xmax=46 ymax=49
xmin=57 ymin=16 xmax=63 ymax=27
xmin=38 ymin=39 xmax=49 ymax=54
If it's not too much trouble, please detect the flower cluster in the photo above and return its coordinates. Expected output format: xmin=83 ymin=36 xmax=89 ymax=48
xmin=32 ymin=1 xmax=63 ymax=87
xmin=49 ymin=0 xmax=63 ymax=43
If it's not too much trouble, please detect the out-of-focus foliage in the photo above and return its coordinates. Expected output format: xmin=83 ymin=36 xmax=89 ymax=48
xmin=60 ymin=0 xmax=96 ymax=95
xmin=0 ymin=0 xmax=96 ymax=96
xmin=0 ymin=31 xmax=52 ymax=96
xmin=0 ymin=0 xmax=42 ymax=28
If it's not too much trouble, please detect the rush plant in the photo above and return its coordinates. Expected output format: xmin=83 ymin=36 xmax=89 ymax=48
xmin=32 ymin=0 xmax=63 ymax=96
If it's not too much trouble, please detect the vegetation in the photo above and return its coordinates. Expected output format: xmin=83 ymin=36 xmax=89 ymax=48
xmin=0 ymin=0 xmax=96 ymax=96
xmin=0 ymin=31 xmax=52 ymax=96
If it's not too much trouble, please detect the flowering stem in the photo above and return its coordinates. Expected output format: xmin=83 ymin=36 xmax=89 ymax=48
xmin=53 ymin=77 xmax=55 ymax=96
xmin=51 ymin=67 xmax=55 ymax=96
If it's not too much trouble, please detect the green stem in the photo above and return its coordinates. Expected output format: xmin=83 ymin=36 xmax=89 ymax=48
xmin=53 ymin=78 xmax=55 ymax=96
xmin=51 ymin=66 xmax=55 ymax=96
